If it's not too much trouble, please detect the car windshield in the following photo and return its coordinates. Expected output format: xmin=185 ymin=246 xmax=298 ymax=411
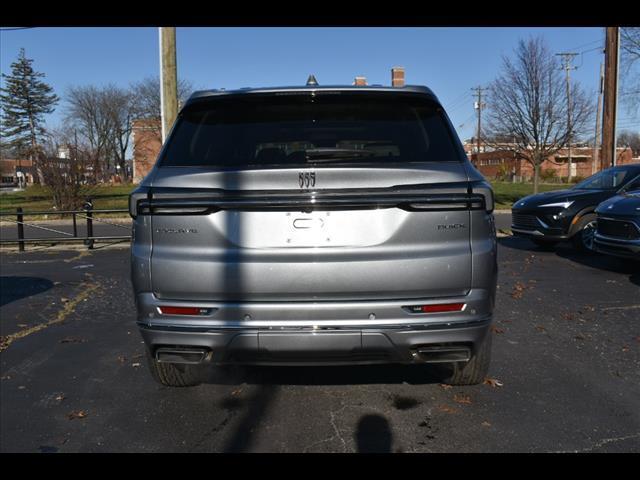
xmin=573 ymin=168 xmax=639 ymax=190
xmin=160 ymin=93 xmax=461 ymax=168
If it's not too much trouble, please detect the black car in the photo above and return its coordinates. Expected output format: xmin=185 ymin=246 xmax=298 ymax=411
xmin=511 ymin=165 xmax=640 ymax=251
xmin=593 ymin=190 xmax=640 ymax=260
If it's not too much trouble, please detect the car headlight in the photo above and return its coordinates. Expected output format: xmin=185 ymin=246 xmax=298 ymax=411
xmin=539 ymin=201 xmax=574 ymax=209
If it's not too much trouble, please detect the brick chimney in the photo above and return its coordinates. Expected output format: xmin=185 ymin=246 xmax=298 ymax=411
xmin=353 ymin=76 xmax=367 ymax=86
xmin=391 ymin=67 xmax=405 ymax=87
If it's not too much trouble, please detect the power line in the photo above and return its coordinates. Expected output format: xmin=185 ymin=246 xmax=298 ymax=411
xmin=447 ymin=92 xmax=473 ymax=111
xmin=0 ymin=27 xmax=35 ymax=31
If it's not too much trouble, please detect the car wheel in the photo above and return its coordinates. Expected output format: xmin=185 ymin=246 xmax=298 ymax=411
xmin=145 ymin=349 xmax=203 ymax=387
xmin=441 ymin=331 xmax=492 ymax=386
xmin=571 ymin=215 xmax=597 ymax=252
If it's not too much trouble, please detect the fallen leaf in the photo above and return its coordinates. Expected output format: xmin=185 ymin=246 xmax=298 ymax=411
xmin=561 ymin=313 xmax=575 ymax=321
xmin=61 ymin=297 xmax=69 ymax=303
xmin=483 ymin=378 xmax=504 ymax=388
xmin=535 ymin=325 xmax=547 ymax=333
xmin=55 ymin=394 xmax=65 ymax=402
xmin=231 ymin=388 xmax=243 ymax=396
xmin=575 ymin=333 xmax=586 ymax=341
xmin=622 ymin=345 xmax=629 ymax=352
xmin=67 ymin=410 xmax=87 ymax=420
xmin=511 ymin=282 xmax=527 ymax=299
xmin=17 ymin=323 xmax=28 ymax=328
xmin=453 ymin=393 xmax=473 ymax=405
xmin=490 ymin=325 xmax=505 ymax=334
xmin=438 ymin=384 xmax=453 ymax=390
xmin=436 ymin=404 xmax=458 ymax=414
xmin=117 ymin=356 xmax=126 ymax=364
xmin=481 ymin=421 xmax=492 ymax=427
xmin=131 ymin=362 xmax=141 ymax=368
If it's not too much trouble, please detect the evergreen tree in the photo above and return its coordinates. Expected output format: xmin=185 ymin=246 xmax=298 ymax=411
xmin=0 ymin=48 xmax=59 ymax=182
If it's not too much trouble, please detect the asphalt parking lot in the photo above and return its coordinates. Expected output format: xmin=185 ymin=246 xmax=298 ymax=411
xmin=1 ymin=235 xmax=639 ymax=453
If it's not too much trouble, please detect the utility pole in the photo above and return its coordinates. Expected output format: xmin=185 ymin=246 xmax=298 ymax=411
xmin=159 ymin=27 xmax=178 ymax=143
xmin=602 ymin=27 xmax=620 ymax=169
xmin=593 ymin=62 xmax=604 ymax=175
xmin=471 ymin=86 xmax=488 ymax=164
xmin=556 ymin=52 xmax=578 ymax=183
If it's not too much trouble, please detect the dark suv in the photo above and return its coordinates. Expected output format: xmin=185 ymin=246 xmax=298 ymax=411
xmin=594 ymin=189 xmax=640 ymax=260
xmin=129 ymin=84 xmax=498 ymax=387
xmin=511 ymin=165 xmax=640 ymax=251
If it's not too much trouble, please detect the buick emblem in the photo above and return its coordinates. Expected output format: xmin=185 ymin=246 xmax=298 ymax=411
xmin=299 ymin=171 xmax=316 ymax=188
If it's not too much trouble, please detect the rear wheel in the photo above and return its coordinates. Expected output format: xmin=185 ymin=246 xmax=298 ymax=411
xmin=571 ymin=215 xmax=597 ymax=252
xmin=441 ymin=332 xmax=492 ymax=386
xmin=145 ymin=349 xmax=203 ymax=387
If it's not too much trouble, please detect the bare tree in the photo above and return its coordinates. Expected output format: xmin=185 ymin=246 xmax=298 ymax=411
xmin=65 ymin=85 xmax=112 ymax=183
xmin=620 ymin=27 xmax=640 ymax=116
xmin=617 ymin=130 xmax=640 ymax=156
xmin=130 ymin=76 xmax=193 ymax=140
xmin=103 ymin=85 xmax=134 ymax=180
xmin=65 ymin=84 xmax=137 ymax=183
xmin=39 ymin=127 xmax=95 ymax=211
xmin=484 ymin=37 xmax=594 ymax=193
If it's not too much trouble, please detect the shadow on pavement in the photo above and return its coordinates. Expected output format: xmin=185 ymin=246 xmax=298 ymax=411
xmin=498 ymin=236 xmax=640 ymax=280
xmin=355 ymin=414 xmax=393 ymax=453
xmin=201 ymin=363 xmax=444 ymax=387
xmin=0 ymin=276 xmax=54 ymax=307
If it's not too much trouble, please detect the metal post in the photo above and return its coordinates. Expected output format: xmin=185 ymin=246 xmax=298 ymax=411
xmin=17 ymin=207 xmax=25 ymax=252
xmin=72 ymin=212 xmax=78 ymax=238
xmin=84 ymin=198 xmax=94 ymax=249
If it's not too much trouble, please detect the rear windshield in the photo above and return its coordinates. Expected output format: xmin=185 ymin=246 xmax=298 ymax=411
xmin=160 ymin=93 xmax=461 ymax=168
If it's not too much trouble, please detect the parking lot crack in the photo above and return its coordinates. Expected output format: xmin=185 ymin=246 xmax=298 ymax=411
xmin=0 ymin=281 xmax=102 ymax=351
xmin=554 ymin=432 xmax=640 ymax=453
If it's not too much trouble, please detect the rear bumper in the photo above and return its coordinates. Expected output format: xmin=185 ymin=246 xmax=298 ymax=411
xmin=138 ymin=320 xmax=491 ymax=366
xmin=135 ymin=289 xmax=493 ymax=365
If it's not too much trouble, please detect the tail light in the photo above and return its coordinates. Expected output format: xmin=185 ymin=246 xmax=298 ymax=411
xmin=404 ymin=303 xmax=466 ymax=314
xmin=158 ymin=306 xmax=211 ymax=316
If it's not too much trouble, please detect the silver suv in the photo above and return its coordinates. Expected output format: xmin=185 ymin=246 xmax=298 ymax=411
xmin=130 ymin=84 xmax=498 ymax=387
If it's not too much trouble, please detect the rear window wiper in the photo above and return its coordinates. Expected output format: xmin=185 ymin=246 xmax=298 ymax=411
xmin=303 ymin=148 xmax=376 ymax=162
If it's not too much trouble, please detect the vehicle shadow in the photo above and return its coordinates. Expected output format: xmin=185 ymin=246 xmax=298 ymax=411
xmin=201 ymin=362 xmax=445 ymax=387
xmin=498 ymin=236 xmax=640 ymax=279
xmin=0 ymin=276 xmax=54 ymax=307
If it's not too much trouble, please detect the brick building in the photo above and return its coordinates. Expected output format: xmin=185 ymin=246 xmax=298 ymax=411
xmin=0 ymin=158 xmax=35 ymax=187
xmin=131 ymin=119 xmax=163 ymax=183
xmin=467 ymin=145 xmax=638 ymax=182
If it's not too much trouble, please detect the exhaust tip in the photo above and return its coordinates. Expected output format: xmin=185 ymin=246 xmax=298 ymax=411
xmin=412 ymin=345 xmax=471 ymax=363
xmin=155 ymin=347 xmax=209 ymax=364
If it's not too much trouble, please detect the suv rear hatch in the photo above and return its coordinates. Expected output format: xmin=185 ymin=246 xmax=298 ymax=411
xmin=134 ymin=91 xmax=482 ymax=302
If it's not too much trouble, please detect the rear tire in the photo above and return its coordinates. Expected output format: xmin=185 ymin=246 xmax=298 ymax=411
xmin=571 ymin=215 xmax=597 ymax=252
xmin=145 ymin=349 xmax=203 ymax=387
xmin=441 ymin=332 xmax=492 ymax=386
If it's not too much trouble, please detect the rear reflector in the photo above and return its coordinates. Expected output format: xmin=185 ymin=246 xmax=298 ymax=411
xmin=404 ymin=303 xmax=465 ymax=314
xmin=158 ymin=306 xmax=210 ymax=316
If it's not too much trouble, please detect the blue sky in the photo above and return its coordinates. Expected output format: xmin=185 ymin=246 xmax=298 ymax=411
xmin=1 ymin=27 xmax=638 ymax=143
